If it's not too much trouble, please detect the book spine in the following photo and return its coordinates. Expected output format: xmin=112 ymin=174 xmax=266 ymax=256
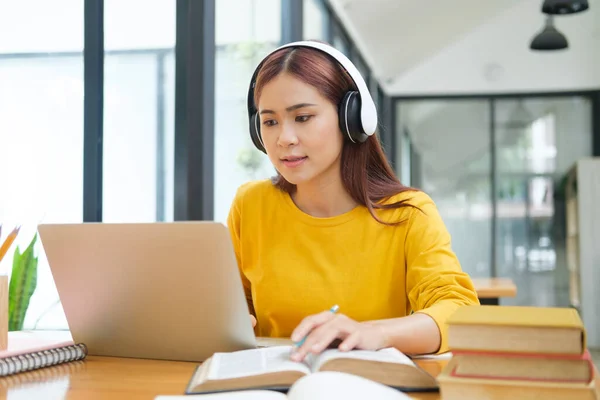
xmin=452 ymin=349 xmax=590 ymax=360
xmin=449 ymin=357 xmax=595 ymax=384
xmin=0 ymin=343 xmax=88 ymax=377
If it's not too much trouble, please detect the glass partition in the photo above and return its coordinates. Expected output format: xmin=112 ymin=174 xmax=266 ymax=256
xmin=395 ymin=95 xmax=594 ymax=307
xmin=494 ymin=97 xmax=592 ymax=306
xmin=396 ymin=100 xmax=493 ymax=278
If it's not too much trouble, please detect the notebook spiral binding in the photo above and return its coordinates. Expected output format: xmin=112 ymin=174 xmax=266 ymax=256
xmin=0 ymin=343 xmax=88 ymax=377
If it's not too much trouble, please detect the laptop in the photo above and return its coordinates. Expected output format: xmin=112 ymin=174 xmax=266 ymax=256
xmin=37 ymin=221 xmax=257 ymax=362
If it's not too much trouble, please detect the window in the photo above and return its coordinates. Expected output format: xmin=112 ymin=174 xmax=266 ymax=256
xmin=400 ymin=129 xmax=412 ymax=186
xmin=214 ymin=0 xmax=281 ymax=224
xmin=332 ymin=23 xmax=350 ymax=55
xmin=0 ymin=0 xmax=178 ymax=330
xmin=303 ymin=0 xmax=329 ymax=42
xmin=372 ymin=80 xmax=382 ymax=111
xmin=352 ymin=52 xmax=369 ymax=82
xmin=396 ymin=100 xmax=493 ymax=279
xmin=0 ymin=0 xmax=84 ymax=329
xmin=103 ymin=0 xmax=176 ymax=223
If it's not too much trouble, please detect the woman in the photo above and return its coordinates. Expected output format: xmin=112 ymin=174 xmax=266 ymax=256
xmin=227 ymin=41 xmax=479 ymax=362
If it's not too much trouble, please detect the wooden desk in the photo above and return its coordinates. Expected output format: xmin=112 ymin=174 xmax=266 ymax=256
xmin=0 ymin=356 xmax=447 ymax=399
xmin=472 ymin=277 xmax=517 ymax=305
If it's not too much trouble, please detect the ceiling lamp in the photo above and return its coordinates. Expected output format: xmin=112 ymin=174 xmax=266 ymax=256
xmin=530 ymin=16 xmax=568 ymax=50
xmin=542 ymin=0 xmax=589 ymax=14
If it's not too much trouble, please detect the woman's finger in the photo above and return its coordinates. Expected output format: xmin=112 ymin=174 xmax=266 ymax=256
xmin=249 ymin=314 xmax=257 ymax=328
xmin=308 ymin=317 xmax=350 ymax=354
xmin=290 ymin=310 xmax=337 ymax=343
xmin=339 ymin=330 xmax=361 ymax=351
xmin=291 ymin=315 xmax=351 ymax=362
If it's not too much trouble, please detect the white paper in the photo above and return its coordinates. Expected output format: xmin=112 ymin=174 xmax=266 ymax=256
xmin=155 ymin=391 xmax=286 ymax=400
xmin=287 ymin=371 xmax=411 ymax=400
xmin=410 ymin=351 xmax=453 ymax=360
xmin=208 ymin=346 xmax=310 ymax=380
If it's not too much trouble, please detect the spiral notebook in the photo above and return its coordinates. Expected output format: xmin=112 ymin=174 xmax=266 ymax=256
xmin=0 ymin=330 xmax=87 ymax=376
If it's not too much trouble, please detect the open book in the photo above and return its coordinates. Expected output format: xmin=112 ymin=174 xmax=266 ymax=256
xmin=159 ymin=371 xmax=412 ymax=399
xmin=184 ymin=345 xmax=438 ymax=395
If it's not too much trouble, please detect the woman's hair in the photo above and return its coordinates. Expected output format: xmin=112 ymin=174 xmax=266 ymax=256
xmin=253 ymin=44 xmax=419 ymax=225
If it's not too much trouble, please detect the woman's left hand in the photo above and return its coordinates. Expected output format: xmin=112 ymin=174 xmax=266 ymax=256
xmin=289 ymin=311 xmax=388 ymax=362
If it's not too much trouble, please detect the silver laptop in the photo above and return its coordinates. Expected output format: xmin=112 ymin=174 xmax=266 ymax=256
xmin=37 ymin=221 xmax=257 ymax=362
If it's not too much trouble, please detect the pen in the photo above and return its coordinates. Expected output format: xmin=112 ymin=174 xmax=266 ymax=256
xmin=294 ymin=304 xmax=339 ymax=348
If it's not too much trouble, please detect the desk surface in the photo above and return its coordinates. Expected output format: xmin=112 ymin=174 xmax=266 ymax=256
xmin=472 ymin=277 xmax=517 ymax=298
xmin=2 ymin=352 xmax=598 ymax=399
xmin=0 ymin=355 xmax=446 ymax=400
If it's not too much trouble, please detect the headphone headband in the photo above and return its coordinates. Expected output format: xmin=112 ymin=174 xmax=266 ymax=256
xmin=248 ymin=41 xmax=377 ymax=135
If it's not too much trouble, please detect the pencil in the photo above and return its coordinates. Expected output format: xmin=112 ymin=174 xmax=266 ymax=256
xmin=0 ymin=225 xmax=21 ymax=263
xmin=294 ymin=305 xmax=340 ymax=348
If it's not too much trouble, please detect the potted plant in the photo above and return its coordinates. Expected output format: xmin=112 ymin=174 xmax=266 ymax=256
xmin=8 ymin=233 xmax=38 ymax=331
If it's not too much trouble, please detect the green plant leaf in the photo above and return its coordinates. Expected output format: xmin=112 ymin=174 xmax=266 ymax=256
xmin=8 ymin=233 xmax=38 ymax=331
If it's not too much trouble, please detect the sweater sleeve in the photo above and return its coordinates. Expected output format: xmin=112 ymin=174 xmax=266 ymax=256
xmin=404 ymin=192 xmax=480 ymax=354
xmin=226 ymin=187 xmax=256 ymax=317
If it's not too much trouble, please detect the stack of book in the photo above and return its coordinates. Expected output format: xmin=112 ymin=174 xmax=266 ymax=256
xmin=437 ymin=305 xmax=597 ymax=399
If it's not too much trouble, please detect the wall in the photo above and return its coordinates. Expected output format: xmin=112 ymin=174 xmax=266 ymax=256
xmin=388 ymin=0 xmax=600 ymax=95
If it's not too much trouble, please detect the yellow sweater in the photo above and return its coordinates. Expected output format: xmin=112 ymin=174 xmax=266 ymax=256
xmin=226 ymin=179 xmax=479 ymax=353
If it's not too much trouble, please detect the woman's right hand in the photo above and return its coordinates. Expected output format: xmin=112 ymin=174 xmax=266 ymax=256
xmin=250 ymin=314 xmax=257 ymax=328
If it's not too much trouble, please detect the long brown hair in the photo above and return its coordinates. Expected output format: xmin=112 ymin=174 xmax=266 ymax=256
xmin=254 ymin=44 xmax=419 ymax=225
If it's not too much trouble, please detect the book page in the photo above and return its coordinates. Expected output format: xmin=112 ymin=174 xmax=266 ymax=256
xmin=311 ymin=347 xmax=415 ymax=372
xmin=287 ymin=371 xmax=411 ymax=400
xmin=207 ymin=346 xmax=310 ymax=380
xmin=411 ymin=352 xmax=453 ymax=360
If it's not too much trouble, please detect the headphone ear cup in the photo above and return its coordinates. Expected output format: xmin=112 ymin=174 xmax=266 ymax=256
xmin=338 ymin=91 xmax=368 ymax=143
xmin=249 ymin=113 xmax=266 ymax=153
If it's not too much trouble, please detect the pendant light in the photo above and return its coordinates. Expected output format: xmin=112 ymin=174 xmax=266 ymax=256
xmin=541 ymin=0 xmax=589 ymax=15
xmin=530 ymin=16 xmax=568 ymax=50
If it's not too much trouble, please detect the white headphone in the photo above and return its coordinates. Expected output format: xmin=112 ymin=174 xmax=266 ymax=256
xmin=247 ymin=40 xmax=378 ymax=153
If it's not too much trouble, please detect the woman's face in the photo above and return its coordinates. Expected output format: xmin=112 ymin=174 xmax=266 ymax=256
xmin=257 ymin=72 xmax=344 ymax=187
